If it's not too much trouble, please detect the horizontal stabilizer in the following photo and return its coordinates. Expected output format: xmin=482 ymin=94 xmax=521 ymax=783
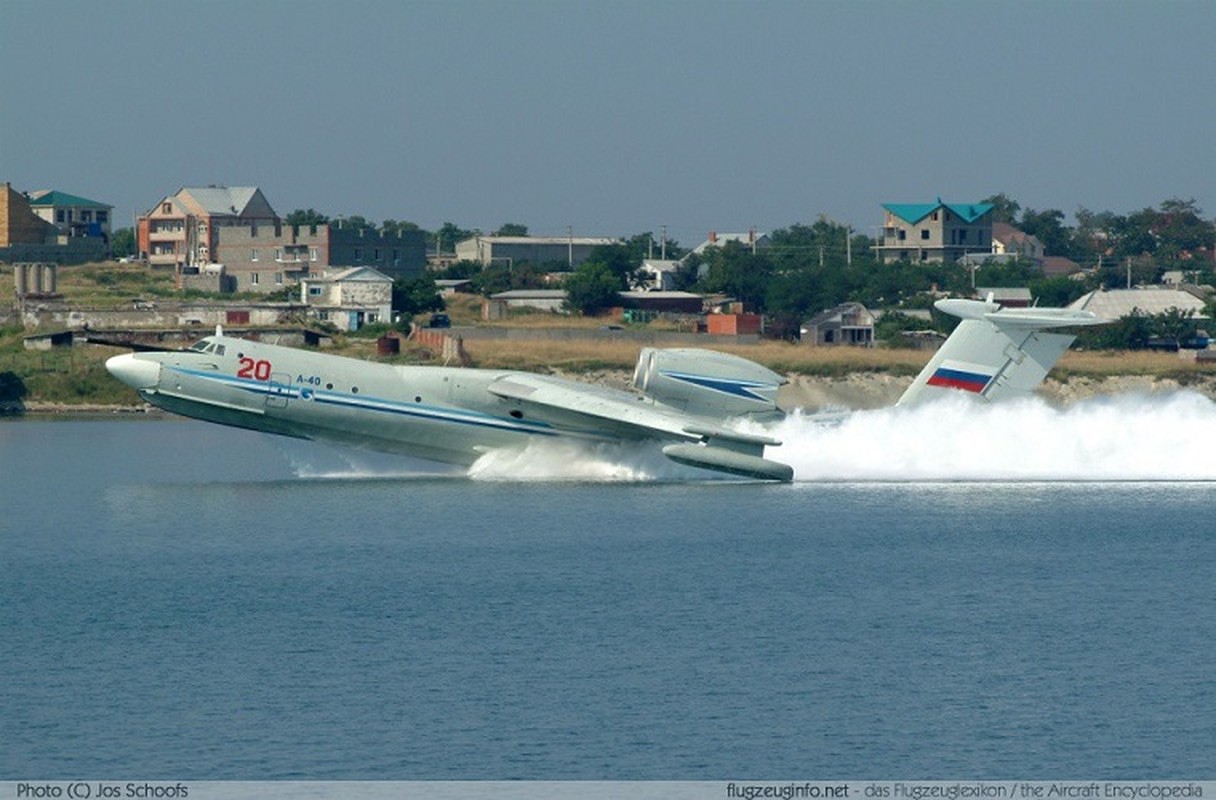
xmin=662 ymin=443 xmax=794 ymax=482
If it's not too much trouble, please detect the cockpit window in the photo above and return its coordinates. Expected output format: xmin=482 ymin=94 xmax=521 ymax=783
xmin=189 ymin=339 xmax=225 ymax=355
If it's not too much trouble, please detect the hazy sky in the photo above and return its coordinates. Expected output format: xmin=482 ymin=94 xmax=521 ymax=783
xmin=2 ymin=0 xmax=1213 ymax=248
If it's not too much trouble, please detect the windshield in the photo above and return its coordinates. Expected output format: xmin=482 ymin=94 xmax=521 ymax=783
xmin=188 ymin=339 xmax=226 ymax=356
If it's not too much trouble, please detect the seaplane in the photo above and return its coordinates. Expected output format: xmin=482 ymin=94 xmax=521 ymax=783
xmin=106 ymin=297 xmax=1106 ymax=482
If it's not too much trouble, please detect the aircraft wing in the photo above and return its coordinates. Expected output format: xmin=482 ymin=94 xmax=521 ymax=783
xmin=486 ymin=373 xmax=793 ymax=481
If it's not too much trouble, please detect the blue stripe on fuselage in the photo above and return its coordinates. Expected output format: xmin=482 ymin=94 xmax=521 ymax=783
xmin=165 ymin=366 xmax=560 ymax=436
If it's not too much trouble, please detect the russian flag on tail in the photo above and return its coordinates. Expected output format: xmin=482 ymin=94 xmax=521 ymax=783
xmin=926 ymin=359 xmax=995 ymax=394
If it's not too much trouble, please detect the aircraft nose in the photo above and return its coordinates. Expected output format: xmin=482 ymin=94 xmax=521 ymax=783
xmin=106 ymin=353 xmax=161 ymax=390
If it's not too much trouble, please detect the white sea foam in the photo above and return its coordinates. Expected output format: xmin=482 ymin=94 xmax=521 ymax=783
xmin=767 ymin=390 xmax=1216 ymax=482
xmin=467 ymin=438 xmax=700 ymax=482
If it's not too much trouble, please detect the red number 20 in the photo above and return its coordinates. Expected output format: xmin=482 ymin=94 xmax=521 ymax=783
xmin=237 ymin=357 xmax=272 ymax=381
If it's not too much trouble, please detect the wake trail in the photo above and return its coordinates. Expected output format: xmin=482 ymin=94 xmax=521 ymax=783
xmin=769 ymin=390 xmax=1216 ymax=482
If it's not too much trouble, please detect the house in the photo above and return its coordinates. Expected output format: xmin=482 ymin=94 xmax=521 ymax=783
xmin=801 ymin=302 xmax=875 ymax=346
xmin=991 ymin=222 xmax=1044 ymax=262
xmin=139 ymin=185 xmax=425 ymax=293
xmin=1041 ymin=256 xmax=1082 ymax=277
xmin=0 ymin=182 xmax=108 ymax=264
xmin=1069 ymin=287 xmax=1209 ymax=319
xmin=637 ymin=259 xmax=684 ymax=291
xmin=454 ymin=235 xmax=621 ymax=268
xmin=875 ymin=200 xmax=994 ymax=263
xmin=299 ymin=267 xmax=393 ymax=331
xmin=140 ymin=185 xmax=278 ymax=271
xmin=28 ymin=189 xmax=113 ymax=242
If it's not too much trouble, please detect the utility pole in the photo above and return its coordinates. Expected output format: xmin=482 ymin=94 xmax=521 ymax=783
xmin=661 ymin=225 xmax=667 ymax=260
xmin=568 ymin=225 xmax=573 ymax=267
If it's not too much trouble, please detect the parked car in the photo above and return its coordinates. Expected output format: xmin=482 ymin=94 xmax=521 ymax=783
xmin=427 ymin=313 xmax=451 ymax=328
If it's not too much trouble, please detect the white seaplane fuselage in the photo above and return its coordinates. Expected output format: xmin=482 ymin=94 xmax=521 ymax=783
xmin=106 ymin=333 xmax=794 ymax=480
xmin=105 ymin=298 xmax=1107 ymax=482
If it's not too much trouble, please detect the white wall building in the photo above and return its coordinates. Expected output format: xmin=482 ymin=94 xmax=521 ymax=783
xmin=300 ymin=267 xmax=393 ymax=331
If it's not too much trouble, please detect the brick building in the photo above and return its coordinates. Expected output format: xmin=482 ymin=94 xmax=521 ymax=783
xmin=139 ymin=185 xmax=425 ymax=293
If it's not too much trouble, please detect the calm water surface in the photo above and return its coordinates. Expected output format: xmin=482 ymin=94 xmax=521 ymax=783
xmin=2 ymin=418 xmax=1214 ymax=778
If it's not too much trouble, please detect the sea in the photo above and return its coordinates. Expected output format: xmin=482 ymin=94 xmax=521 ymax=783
xmin=2 ymin=390 xmax=1215 ymax=780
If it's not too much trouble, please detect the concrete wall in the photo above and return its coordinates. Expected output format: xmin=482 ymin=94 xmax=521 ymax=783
xmin=453 ymin=325 xmax=759 ymax=346
xmin=0 ymin=238 xmax=108 ymax=265
xmin=19 ymin=301 xmax=300 ymax=331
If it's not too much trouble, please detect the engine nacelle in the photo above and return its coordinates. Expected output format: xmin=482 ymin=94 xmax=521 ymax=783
xmin=632 ymin=347 xmax=785 ymax=418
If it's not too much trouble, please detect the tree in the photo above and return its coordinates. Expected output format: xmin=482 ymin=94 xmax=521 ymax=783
xmin=563 ymin=262 xmax=621 ymax=315
xmin=381 ymin=219 xmax=422 ymax=237
xmin=471 ymin=264 xmax=513 ymax=296
xmin=695 ymin=242 xmax=775 ymax=311
xmin=1079 ymin=309 xmax=1152 ymax=350
xmin=981 ymin=193 xmax=1022 ymax=224
xmin=621 ymin=231 xmax=687 ymax=263
xmin=1152 ymin=307 xmax=1197 ymax=347
xmin=435 ymin=222 xmax=477 ymax=255
xmin=1154 ymin=198 xmax=1210 ymax=263
xmin=391 ymin=275 xmax=445 ymax=316
xmin=436 ymin=260 xmax=482 ymax=281
xmin=1019 ymin=208 xmax=1075 ymax=258
xmin=1029 ymin=274 xmax=1088 ymax=308
xmin=494 ymin=223 xmax=528 ymax=236
xmin=585 ymin=244 xmax=641 ymax=287
xmin=285 ymin=209 xmax=329 ymax=227
xmin=110 ymin=227 xmax=136 ymax=258
xmin=336 ymin=215 xmax=375 ymax=232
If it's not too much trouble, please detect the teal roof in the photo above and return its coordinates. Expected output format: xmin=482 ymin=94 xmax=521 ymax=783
xmin=883 ymin=201 xmax=993 ymax=224
xmin=28 ymin=190 xmax=110 ymax=209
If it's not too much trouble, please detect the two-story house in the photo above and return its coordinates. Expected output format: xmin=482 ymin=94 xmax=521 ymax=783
xmin=875 ymin=200 xmax=994 ymax=264
xmin=28 ymin=190 xmax=113 ymax=241
xmin=139 ymin=186 xmax=278 ymax=272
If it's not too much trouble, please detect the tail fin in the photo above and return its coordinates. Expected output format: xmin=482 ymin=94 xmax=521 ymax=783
xmin=897 ymin=297 xmax=1107 ymax=406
